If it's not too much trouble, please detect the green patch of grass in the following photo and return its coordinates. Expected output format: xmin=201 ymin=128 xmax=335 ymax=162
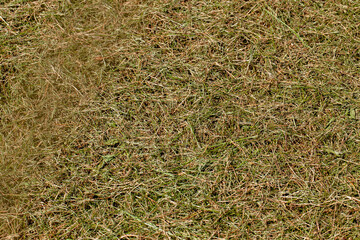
xmin=1 ymin=0 xmax=360 ymax=239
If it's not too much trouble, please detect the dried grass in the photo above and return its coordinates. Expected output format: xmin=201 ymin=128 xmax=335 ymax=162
xmin=1 ymin=0 xmax=360 ymax=238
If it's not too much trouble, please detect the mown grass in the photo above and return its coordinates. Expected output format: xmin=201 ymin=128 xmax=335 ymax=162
xmin=1 ymin=0 xmax=360 ymax=239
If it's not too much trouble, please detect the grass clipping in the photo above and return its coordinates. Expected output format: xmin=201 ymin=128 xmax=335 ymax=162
xmin=1 ymin=0 xmax=360 ymax=239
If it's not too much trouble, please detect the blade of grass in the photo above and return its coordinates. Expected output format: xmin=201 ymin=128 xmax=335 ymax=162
xmin=122 ymin=210 xmax=184 ymax=240
xmin=264 ymin=6 xmax=310 ymax=49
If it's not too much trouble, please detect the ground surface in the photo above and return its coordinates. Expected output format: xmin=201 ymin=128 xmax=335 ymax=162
xmin=1 ymin=0 xmax=360 ymax=239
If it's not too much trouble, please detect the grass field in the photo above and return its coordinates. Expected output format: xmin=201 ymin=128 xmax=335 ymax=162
xmin=1 ymin=0 xmax=360 ymax=239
